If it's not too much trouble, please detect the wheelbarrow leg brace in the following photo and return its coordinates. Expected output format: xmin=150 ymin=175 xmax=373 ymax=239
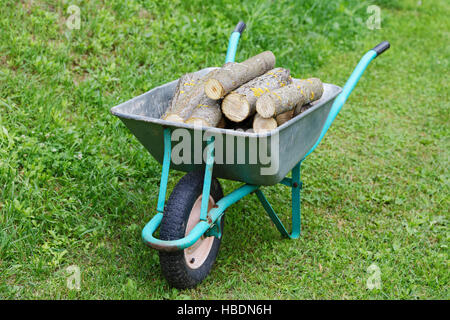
xmin=156 ymin=127 xmax=172 ymax=215
xmin=255 ymin=161 xmax=303 ymax=239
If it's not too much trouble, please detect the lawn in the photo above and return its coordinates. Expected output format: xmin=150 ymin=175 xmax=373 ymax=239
xmin=0 ymin=0 xmax=448 ymax=299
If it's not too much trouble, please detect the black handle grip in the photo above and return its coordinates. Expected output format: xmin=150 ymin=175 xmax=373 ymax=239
xmin=233 ymin=21 xmax=246 ymax=34
xmin=372 ymin=41 xmax=390 ymax=56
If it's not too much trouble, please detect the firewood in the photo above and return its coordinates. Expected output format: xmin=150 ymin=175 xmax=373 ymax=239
xmin=276 ymin=110 xmax=294 ymax=126
xmin=162 ymin=63 xmax=236 ymax=122
xmin=293 ymin=102 xmax=313 ymax=117
xmin=216 ymin=117 xmax=226 ymax=129
xmin=185 ymin=102 xmax=222 ymax=127
xmin=253 ymin=113 xmax=277 ymax=133
xmin=256 ymin=78 xmax=324 ymax=118
xmin=221 ymin=68 xmax=291 ymax=122
xmin=204 ymin=51 xmax=276 ymax=100
xmin=162 ymin=72 xmax=202 ymax=122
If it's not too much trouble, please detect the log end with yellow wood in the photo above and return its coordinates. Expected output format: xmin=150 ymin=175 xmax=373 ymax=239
xmin=221 ymin=93 xmax=250 ymax=122
xmin=204 ymin=78 xmax=225 ymax=100
xmin=253 ymin=113 xmax=277 ymax=133
xmin=255 ymin=93 xmax=279 ymax=119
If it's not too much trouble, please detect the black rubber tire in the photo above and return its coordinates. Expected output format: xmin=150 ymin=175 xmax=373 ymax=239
xmin=159 ymin=170 xmax=224 ymax=289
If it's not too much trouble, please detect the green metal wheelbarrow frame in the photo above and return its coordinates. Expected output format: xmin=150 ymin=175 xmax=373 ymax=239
xmin=140 ymin=24 xmax=390 ymax=252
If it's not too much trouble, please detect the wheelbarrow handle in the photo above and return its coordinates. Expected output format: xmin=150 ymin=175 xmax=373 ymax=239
xmin=225 ymin=21 xmax=246 ymax=63
xmin=304 ymin=41 xmax=390 ymax=158
xmin=372 ymin=41 xmax=390 ymax=56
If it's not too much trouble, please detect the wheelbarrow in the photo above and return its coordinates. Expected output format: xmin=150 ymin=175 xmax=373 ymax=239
xmin=110 ymin=21 xmax=390 ymax=289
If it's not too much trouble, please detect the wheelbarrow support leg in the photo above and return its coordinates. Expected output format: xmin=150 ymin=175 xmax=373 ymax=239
xmin=157 ymin=127 xmax=172 ymax=214
xmin=202 ymin=136 xmax=223 ymax=239
xmin=154 ymin=128 xmax=215 ymax=222
xmin=256 ymin=161 xmax=302 ymax=239
xmin=200 ymin=136 xmax=215 ymax=222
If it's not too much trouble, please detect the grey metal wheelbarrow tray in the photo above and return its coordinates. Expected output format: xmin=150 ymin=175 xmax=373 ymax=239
xmin=110 ymin=67 xmax=342 ymax=186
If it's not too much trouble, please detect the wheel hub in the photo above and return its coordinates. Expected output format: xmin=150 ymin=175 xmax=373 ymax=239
xmin=184 ymin=195 xmax=215 ymax=269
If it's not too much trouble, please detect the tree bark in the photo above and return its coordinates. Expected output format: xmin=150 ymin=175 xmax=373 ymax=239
xmin=221 ymin=68 xmax=291 ymax=122
xmin=162 ymin=63 xmax=236 ymax=122
xmin=185 ymin=102 xmax=222 ymax=127
xmin=256 ymin=78 xmax=323 ymax=118
xmin=293 ymin=102 xmax=313 ymax=117
xmin=162 ymin=72 xmax=201 ymax=122
xmin=204 ymin=51 xmax=276 ymax=100
xmin=276 ymin=110 xmax=294 ymax=126
xmin=253 ymin=113 xmax=277 ymax=133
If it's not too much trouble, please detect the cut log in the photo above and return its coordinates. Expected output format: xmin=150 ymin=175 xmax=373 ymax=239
xmin=293 ymin=102 xmax=313 ymax=117
xmin=170 ymin=73 xmax=201 ymax=111
xmin=185 ymin=102 xmax=222 ymax=127
xmin=162 ymin=63 xmax=236 ymax=122
xmin=162 ymin=72 xmax=202 ymax=122
xmin=256 ymin=78 xmax=324 ymax=118
xmin=253 ymin=113 xmax=277 ymax=133
xmin=204 ymin=51 xmax=276 ymax=100
xmin=216 ymin=117 xmax=226 ymax=129
xmin=221 ymin=68 xmax=291 ymax=122
xmin=276 ymin=110 xmax=294 ymax=126
xmin=163 ymin=113 xmax=184 ymax=123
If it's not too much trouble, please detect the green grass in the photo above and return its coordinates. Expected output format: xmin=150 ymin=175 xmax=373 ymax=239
xmin=0 ymin=0 xmax=448 ymax=299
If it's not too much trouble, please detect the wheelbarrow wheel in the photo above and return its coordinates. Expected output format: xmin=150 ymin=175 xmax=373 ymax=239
xmin=159 ymin=170 xmax=224 ymax=289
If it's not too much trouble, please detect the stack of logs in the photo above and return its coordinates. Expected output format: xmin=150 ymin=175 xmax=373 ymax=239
xmin=162 ymin=51 xmax=324 ymax=133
